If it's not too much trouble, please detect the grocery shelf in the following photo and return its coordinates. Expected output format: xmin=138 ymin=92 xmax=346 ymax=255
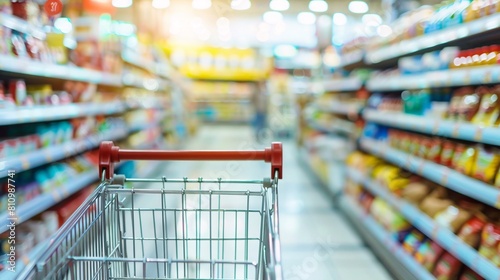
xmin=346 ymin=168 xmax=500 ymax=279
xmin=122 ymin=52 xmax=170 ymax=79
xmin=340 ymin=196 xmax=435 ymax=280
xmin=0 ymin=235 xmax=50 ymax=280
xmin=0 ymin=101 xmax=127 ymax=126
xmin=314 ymin=102 xmax=363 ymax=116
xmin=0 ymin=127 xmax=129 ymax=178
xmin=307 ymin=118 xmax=355 ymax=135
xmin=323 ymin=77 xmax=362 ymax=92
xmin=339 ymin=50 xmax=364 ymax=68
xmin=0 ymin=170 xmax=96 ymax=234
xmin=360 ymin=138 xmax=500 ymax=209
xmin=0 ymin=13 xmax=45 ymax=40
xmin=367 ymin=65 xmax=500 ymax=91
xmin=0 ymin=54 xmax=123 ymax=86
xmin=365 ymin=13 xmax=500 ymax=64
xmin=364 ymin=109 xmax=500 ymax=146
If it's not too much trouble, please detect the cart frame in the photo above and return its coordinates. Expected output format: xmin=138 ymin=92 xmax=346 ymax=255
xmin=18 ymin=141 xmax=283 ymax=280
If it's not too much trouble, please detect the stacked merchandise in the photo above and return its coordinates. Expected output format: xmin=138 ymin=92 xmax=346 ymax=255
xmin=346 ymin=151 xmax=499 ymax=279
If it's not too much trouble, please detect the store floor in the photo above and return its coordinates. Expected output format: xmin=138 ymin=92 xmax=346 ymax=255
xmin=148 ymin=125 xmax=393 ymax=280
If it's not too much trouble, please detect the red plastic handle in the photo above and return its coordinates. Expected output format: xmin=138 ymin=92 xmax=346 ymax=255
xmin=99 ymin=141 xmax=283 ymax=180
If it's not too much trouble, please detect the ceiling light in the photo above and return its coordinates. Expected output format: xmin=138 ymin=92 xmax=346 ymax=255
xmin=269 ymin=0 xmax=289 ymax=11
xmin=231 ymin=0 xmax=251 ymax=10
xmin=297 ymin=12 xmax=316 ymax=25
xmin=362 ymin=13 xmax=382 ymax=26
xmin=377 ymin=24 xmax=392 ymax=37
xmin=216 ymin=17 xmax=230 ymax=27
xmin=263 ymin=11 xmax=283 ymax=24
xmin=348 ymin=1 xmax=369 ymax=13
xmin=308 ymin=0 xmax=328 ymax=13
xmin=333 ymin=13 xmax=347 ymax=25
xmin=274 ymin=44 xmax=298 ymax=58
xmin=152 ymin=0 xmax=170 ymax=9
xmin=54 ymin=18 xmax=72 ymax=33
xmin=192 ymin=0 xmax=211 ymax=9
xmin=112 ymin=0 xmax=132 ymax=8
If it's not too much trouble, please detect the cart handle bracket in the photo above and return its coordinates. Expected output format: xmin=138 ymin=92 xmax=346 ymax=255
xmin=99 ymin=141 xmax=283 ymax=180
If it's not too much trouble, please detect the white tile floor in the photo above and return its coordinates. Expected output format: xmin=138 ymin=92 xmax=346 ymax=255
xmin=146 ymin=125 xmax=394 ymax=280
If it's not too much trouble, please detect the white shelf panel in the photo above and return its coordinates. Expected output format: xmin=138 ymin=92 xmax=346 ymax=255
xmin=323 ymin=77 xmax=362 ymax=92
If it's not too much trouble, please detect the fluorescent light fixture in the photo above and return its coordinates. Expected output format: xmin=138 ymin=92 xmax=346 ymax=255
xmin=192 ymin=0 xmax=211 ymax=9
xmin=152 ymin=0 xmax=170 ymax=9
xmin=377 ymin=24 xmax=392 ymax=37
xmin=263 ymin=11 xmax=283 ymax=24
xmin=269 ymin=0 xmax=289 ymax=11
xmin=308 ymin=0 xmax=328 ymax=13
xmin=274 ymin=44 xmax=298 ymax=58
xmin=362 ymin=13 xmax=382 ymax=25
xmin=112 ymin=0 xmax=132 ymax=8
xmin=54 ymin=17 xmax=72 ymax=33
xmin=231 ymin=0 xmax=251 ymax=10
xmin=297 ymin=12 xmax=316 ymax=25
xmin=333 ymin=13 xmax=347 ymax=25
xmin=349 ymin=1 xmax=368 ymax=13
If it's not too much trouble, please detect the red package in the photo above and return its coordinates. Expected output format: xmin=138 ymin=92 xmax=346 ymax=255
xmin=478 ymin=223 xmax=500 ymax=266
xmin=427 ymin=138 xmax=443 ymax=163
xmin=433 ymin=252 xmax=462 ymax=280
xmin=457 ymin=216 xmax=487 ymax=248
xmin=440 ymin=141 xmax=455 ymax=167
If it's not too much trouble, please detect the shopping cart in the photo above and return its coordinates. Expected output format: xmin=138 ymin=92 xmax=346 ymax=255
xmin=19 ymin=141 xmax=283 ymax=280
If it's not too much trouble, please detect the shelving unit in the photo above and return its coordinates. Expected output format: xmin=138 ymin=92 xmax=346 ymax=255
xmin=0 ymin=127 xmax=130 ymax=177
xmin=306 ymin=118 xmax=355 ymax=135
xmin=0 ymin=235 xmax=50 ymax=280
xmin=365 ymin=13 xmax=500 ymax=65
xmin=0 ymin=101 xmax=127 ymax=125
xmin=341 ymin=196 xmax=435 ymax=280
xmin=364 ymin=109 xmax=500 ymax=146
xmin=323 ymin=77 xmax=363 ymax=92
xmin=367 ymin=65 xmax=500 ymax=91
xmin=360 ymin=138 xmax=500 ymax=209
xmin=314 ymin=102 xmax=363 ymax=116
xmin=346 ymin=168 xmax=500 ymax=279
xmin=0 ymin=54 xmax=123 ymax=86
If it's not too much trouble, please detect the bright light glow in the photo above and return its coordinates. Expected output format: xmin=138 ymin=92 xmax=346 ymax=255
xmin=269 ymin=0 xmax=289 ymax=11
xmin=377 ymin=24 xmax=392 ymax=37
xmin=113 ymin=22 xmax=135 ymax=36
xmin=348 ymin=1 xmax=369 ymax=13
xmin=263 ymin=11 xmax=283 ymax=24
xmin=362 ymin=13 xmax=382 ymax=26
xmin=231 ymin=0 xmax=251 ymax=10
xmin=308 ymin=0 xmax=328 ymax=12
xmin=333 ymin=13 xmax=347 ymax=25
xmin=219 ymin=33 xmax=231 ymax=41
xmin=112 ymin=0 xmax=132 ymax=8
xmin=297 ymin=12 xmax=316 ymax=25
xmin=274 ymin=44 xmax=298 ymax=58
xmin=192 ymin=0 xmax=211 ymax=9
xmin=152 ymin=0 xmax=170 ymax=9
xmin=54 ymin=18 xmax=72 ymax=33
xmin=217 ymin=17 xmax=230 ymax=27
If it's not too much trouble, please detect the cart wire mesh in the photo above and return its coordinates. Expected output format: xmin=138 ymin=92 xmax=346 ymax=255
xmin=19 ymin=175 xmax=282 ymax=280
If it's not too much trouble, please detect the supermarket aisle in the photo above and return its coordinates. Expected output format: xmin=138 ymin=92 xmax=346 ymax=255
xmin=156 ymin=125 xmax=393 ymax=280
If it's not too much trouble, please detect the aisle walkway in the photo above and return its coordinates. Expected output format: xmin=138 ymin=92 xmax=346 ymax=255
xmin=157 ymin=125 xmax=393 ymax=279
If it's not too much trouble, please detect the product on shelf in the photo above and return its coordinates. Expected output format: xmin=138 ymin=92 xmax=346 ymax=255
xmin=415 ymin=240 xmax=445 ymax=271
xmin=459 ymin=267 xmax=485 ymax=280
xmin=402 ymin=229 xmax=426 ymax=255
xmin=457 ymin=214 xmax=488 ymax=248
xmin=433 ymin=252 xmax=463 ymax=279
xmin=478 ymin=222 xmax=500 ymax=266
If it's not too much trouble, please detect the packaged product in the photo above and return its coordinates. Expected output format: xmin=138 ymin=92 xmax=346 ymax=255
xmin=440 ymin=140 xmax=455 ymax=167
xmin=471 ymin=145 xmax=500 ymax=183
xmin=448 ymin=91 xmax=465 ymax=120
xmin=415 ymin=240 xmax=445 ymax=271
xmin=420 ymin=188 xmax=454 ymax=217
xmin=478 ymin=223 xmax=500 ymax=266
xmin=434 ymin=205 xmax=472 ymax=233
xmin=452 ymin=143 xmax=476 ymax=175
xmin=401 ymin=182 xmax=431 ymax=204
xmin=459 ymin=267 xmax=484 ymax=280
xmin=427 ymin=137 xmax=443 ymax=162
xmin=409 ymin=135 xmax=422 ymax=155
xmin=387 ymin=177 xmax=410 ymax=193
xmin=457 ymin=88 xmax=481 ymax=122
xmin=471 ymin=87 xmax=499 ymax=127
xmin=402 ymin=230 xmax=425 ymax=255
xmin=433 ymin=252 xmax=463 ymax=280
xmin=457 ymin=214 xmax=487 ymax=248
